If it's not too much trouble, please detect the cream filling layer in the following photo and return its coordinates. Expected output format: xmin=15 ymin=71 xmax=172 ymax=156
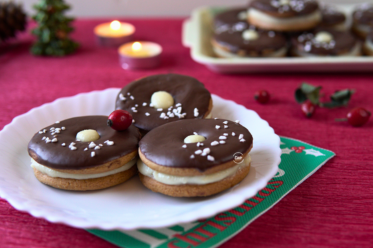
xmin=353 ymin=23 xmax=372 ymax=36
xmin=137 ymin=155 xmax=251 ymax=185
xmin=205 ymin=112 xmax=212 ymax=119
xmin=30 ymin=158 xmax=136 ymax=179
xmin=248 ymin=8 xmax=321 ymax=26
xmin=365 ymin=38 xmax=373 ymax=52
xmin=293 ymin=42 xmax=362 ymax=57
xmin=213 ymin=45 xmax=287 ymax=58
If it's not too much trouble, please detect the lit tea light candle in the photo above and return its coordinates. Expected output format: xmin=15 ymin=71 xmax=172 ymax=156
xmin=118 ymin=41 xmax=162 ymax=70
xmin=94 ymin=20 xmax=135 ymax=47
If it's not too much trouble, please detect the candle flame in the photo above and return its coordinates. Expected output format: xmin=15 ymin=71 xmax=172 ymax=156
xmin=110 ymin=20 xmax=121 ymax=31
xmin=132 ymin=42 xmax=142 ymax=51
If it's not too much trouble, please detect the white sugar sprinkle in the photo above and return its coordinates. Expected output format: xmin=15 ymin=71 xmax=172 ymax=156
xmin=42 ymin=136 xmax=46 ymax=140
xmin=182 ymin=144 xmax=187 ymax=148
xmin=215 ymin=125 xmax=220 ymax=129
xmin=39 ymin=131 xmax=43 ymax=134
xmin=195 ymin=150 xmax=202 ymax=155
xmin=240 ymin=139 xmax=246 ymax=142
xmin=84 ymin=148 xmax=88 ymax=151
xmin=224 ymin=125 xmax=228 ymax=129
xmin=207 ymin=155 xmax=215 ymax=161
xmin=99 ymin=144 xmax=103 ymax=147
xmin=194 ymin=108 xmax=199 ymax=117
xmin=235 ymin=120 xmax=240 ymax=124
xmin=55 ymin=121 xmax=60 ymax=123
xmin=214 ymin=118 xmax=218 ymax=120
xmin=61 ymin=127 xmax=65 ymax=130
xmin=70 ymin=146 xmax=77 ymax=150
xmin=51 ymin=138 xmax=58 ymax=143
xmin=149 ymin=103 xmax=154 ymax=107
xmin=211 ymin=141 xmax=219 ymax=146
xmin=135 ymin=104 xmax=138 ymax=107
xmin=143 ymin=102 xmax=147 ymax=106
xmin=130 ymin=95 xmax=134 ymax=100
xmin=70 ymin=142 xmax=76 ymax=145
xmin=239 ymin=134 xmax=244 ymax=140
xmin=223 ymin=133 xmax=228 ymax=136
xmin=219 ymin=136 xmax=227 ymax=140
xmin=203 ymin=148 xmax=210 ymax=155
xmin=219 ymin=140 xmax=226 ymax=144
xmin=91 ymin=151 xmax=95 ymax=157
xmin=105 ymin=140 xmax=114 ymax=146
xmin=190 ymin=155 xmax=195 ymax=159
xmin=43 ymin=129 xmax=47 ymax=133
xmin=232 ymin=132 xmax=236 ymax=136
xmin=176 ymin=103 xmax=182 ymax=107
xmin=89 ymin=142 xmax=96 ymax=148
xmin=127 ymin=92 xmax=131 ymax=96
xmin=132 ymin=119 xmax=135 ymax=123
xmin=223 ymin=121 xmax=228 ymax=124
xmin=61 ymin=143 xmax=66 ymax=146
xmin=193 ymin=132 xmax=198 ymax=135
xmin=45 ymin=138 xmax=51 ymax=143
xmin=119 ymin=93 xmax=126 ymax=101
xmin=145 ymin=112 xmax=150 ymax=116
xmin=157 ymin=108 xmax=163 ymax=111
xmin=160 ymin=113 xmax=166 ymax=118
xmin=94 ymin=146 xmax=101 ymax=150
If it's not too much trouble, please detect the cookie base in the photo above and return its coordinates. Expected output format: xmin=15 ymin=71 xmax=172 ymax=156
xmin=138 ymin=162 xmax=250 ymax=197
xmin=33 ymin=165 xmax=137 ymax=191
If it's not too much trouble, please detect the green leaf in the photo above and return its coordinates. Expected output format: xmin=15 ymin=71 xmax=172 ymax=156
xmin=321 ymin=89 xmax=355 ymax=108
xmin=295 ymin=88 xmax=307 ymax=103
xmin=300 ymin=83 xmax=318 ymax=94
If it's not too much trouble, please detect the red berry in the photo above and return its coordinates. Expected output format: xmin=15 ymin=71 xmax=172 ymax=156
xmin=254 ymin=90 xmax=270 ymax=104
xmin=347 ymin=107 xmax=371 ymax=127
xmin=107 ymin=110 xmax=133 ymax=131
xmin=299 ymin=146 xmax=305 ymax=150
xmin=301 ymin=101 xmax=316 ymax=118
xmin=291 ymin=146 xmax=298 ymax=150
xmin=295 ymin=149 xmax=302 ymax=153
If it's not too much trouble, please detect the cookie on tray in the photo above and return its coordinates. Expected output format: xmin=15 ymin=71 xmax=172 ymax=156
xmin=28 ymin=116 xmax=141 ymax=191
xmin=214 ymin=7 xmax=250 ymax=34
xmin=363 ymin=30 xmax=373 ymax=56
xmin=319 ymin=4 xmax=347 ymax=30
xmin=352 ymin=3 xmax=373 ymax=39
xmin=137 ymin=119 xmax=253 ymax=197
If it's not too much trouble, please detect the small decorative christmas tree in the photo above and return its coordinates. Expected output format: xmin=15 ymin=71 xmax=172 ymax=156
xmin=31 ymin=0 xmax=78 ymax=56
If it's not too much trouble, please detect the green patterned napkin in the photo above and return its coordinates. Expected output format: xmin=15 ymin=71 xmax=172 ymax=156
xmin=88 ymin=137 xmax=335 ymax=248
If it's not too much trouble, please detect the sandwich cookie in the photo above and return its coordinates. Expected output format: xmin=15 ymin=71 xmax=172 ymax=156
xmin=28 ymin=116 xmax=141 ymax=191
xmin=247 ymin=0 xmax=321 ymax=31
xmin=291 ymin=28 xmax=361 ymax=57
xmin=115 ymin=74 xmax=212 ymax=134
xmin=212 ymin=26 xmax=288 ymax=57
xmin=352 ymin=3 xmax=373 ymax=39
xmin=137 ymin=119 xmax=253 ymax=197
xmin=363 ymin=31 xmax=373 ymax=56
xmin=214 ymin=7 xmax=250 ymax=34
xmin=319 ymin=4 xmax=347 ymax=30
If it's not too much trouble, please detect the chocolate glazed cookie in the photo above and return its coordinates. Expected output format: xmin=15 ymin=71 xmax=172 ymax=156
xmin=352 ymin=3 xmax=373 ymax=39
xmin=115 ymin=74 xmax=212 ymax=133
xmin=319 ymin=4 xmax=347 ymax=30
xmin=248 ymin=0 xmax=321 ymax=31
xmin=363 ymin=31 xmax=373 ymax=56
xmin=137 ymin=119 xmax=253 ymax=197
xmin=214 ymin=7 xmax=250 ymax=34
xmin=291 ymin=28 xmax=361 ymax=57
xmin=28 ymin=116 xmax=141 ymax=191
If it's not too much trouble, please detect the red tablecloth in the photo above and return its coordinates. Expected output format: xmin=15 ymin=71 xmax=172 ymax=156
xmin=1 ymin=19 xmax=372 ymax=248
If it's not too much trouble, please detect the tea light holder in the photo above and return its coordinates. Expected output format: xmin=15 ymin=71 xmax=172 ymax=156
xmin=118 ymin=41 xmax=162 ymax=70
xmin=94 ymin=20 xmax=135 ymax=47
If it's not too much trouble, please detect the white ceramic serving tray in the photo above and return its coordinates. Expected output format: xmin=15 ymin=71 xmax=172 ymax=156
xmin=182 ymin=4 xmax=373 ymax=73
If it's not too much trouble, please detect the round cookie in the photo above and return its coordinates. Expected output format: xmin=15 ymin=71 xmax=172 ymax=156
xmin=137 ymin=119 xmax=253 ymax=197
xmin=212 ymin=26 xmax=288 ymax=57
xmin=115 ymin=74 xmax=212 ymax=133
xmin=28 ymin=116 xmax=141 ymax=191
xmin=363 ymin=31 xmax=373 ymax=56
xmin=247 ymin=0 xmax=321 ymax=31
xmin=291 ymin=28 xmax=361 ymax=57
xmin=319 ymin=4 xmax=347 ymax=30
xmin=214 ymin=7 xmax=250 ymax=34
xmin=352 ymin=3 xmax=373 ymax=39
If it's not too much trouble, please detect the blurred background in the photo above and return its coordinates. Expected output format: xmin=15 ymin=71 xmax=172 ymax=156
xmin=18 ymin=0 xmax=369 ymax=17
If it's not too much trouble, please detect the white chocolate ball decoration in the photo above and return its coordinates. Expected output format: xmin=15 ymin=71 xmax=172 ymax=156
xmin=279 ymin=0 xmax=290 ymax=5
xmin=315 ymin=32 xmax=333 ymax=43
xmin=76 ymin=129 xmax=100 ymax=142
xmin=242 ymin=30 xmax=259 ymax=41
xmin=184 ymin=135 xmax=206 ymax=144
xmin=151 ymin=91 xmax=174 ymax=109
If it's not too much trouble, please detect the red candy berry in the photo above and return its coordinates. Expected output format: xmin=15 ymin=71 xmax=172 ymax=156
xmin=347 ymin=107 xmax=371 ymax=127
xmin=301 ymin=101 xmax=316 ymax=118
xmin=107 ymin=110 xmax=133 ymax=131
xmin=254 ymin=90 xmax=270 ymax=104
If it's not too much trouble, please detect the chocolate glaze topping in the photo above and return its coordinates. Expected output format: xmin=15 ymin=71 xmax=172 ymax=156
xmin=28 ymin=116 xmax=140 ymax=170
xmin=115 ymin=74 xmax=211 ymax=132
xmin=213 ymin=27 xmax=287 ymax=55
xmin=320 ymin=5 xmax=346 ymax=27
xmin=353 ymin=3 xmax=373 ymax=25
xmin=291 ymin=28 xmax=358 ymax=56
xmin=139 ymin=119 xmax=253 ymax=171
xmin=249 ymin=0 xmax=319 ymax=18
xmin=214 ymin=8 xmax=250 ymax=34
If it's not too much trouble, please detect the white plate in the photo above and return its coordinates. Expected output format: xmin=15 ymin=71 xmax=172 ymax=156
xmin=182 ymin=4 xmax=373 ymax=73
xmin=0 ymin=88 xmax=281 ymax=230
